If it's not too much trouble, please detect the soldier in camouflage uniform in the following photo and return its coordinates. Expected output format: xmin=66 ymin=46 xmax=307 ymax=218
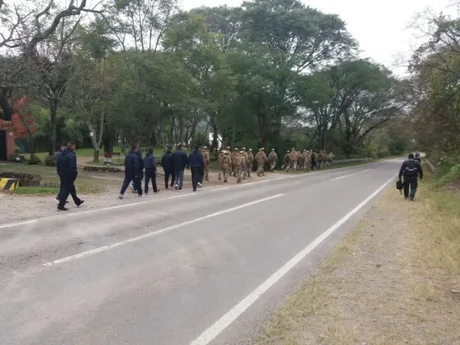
xmin=298 ymin=150 xmax=305 ymax=171
xmin=255 ymin=148 xmax=268 ymax=176
xmin=247 ymin=148 xmax=254 ymax=177
xmin=231 ymin=148 xmax=239 ymax=177
xmin=201 ymin=146 xmax=210 ymax=182
xmin=287 ymin=148 xmax=299 ymax=172
xmin=326 ymin=152 xmax=334 ymax=167
xmin=318 ymin=150 xmax=326 ymax=169
xmin=304 ymin=150 xmax=311 ymax=172
xmin=234 ymin=151 xmax=244 ymax=183
xmin=242 ymin=147 xmax=249 ymax=179
xmin=282 ymin=150 xmax=290 ymax=170
xmin=268 ymin=148 xmax=278 ymax=172
xmin=218 ymin=150 xmax=232 ymax=182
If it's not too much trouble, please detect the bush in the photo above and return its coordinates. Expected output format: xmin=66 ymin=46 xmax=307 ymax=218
xmin=44 ymin=155 xmax=56 ymax=166
xmin=7 ymin=153 xmax=25 ymax=163
xmin=27 ymin=154 xmax=42 ymax=165
xmin=83 ymin=165 xmax=122 ymax=173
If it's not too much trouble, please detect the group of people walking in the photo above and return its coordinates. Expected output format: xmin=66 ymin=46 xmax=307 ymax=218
xmin=118 ymin=143 xmax=209 ymax=199
xmin=216 ymin=147 xmax=336 ymax=183
xmin=281 ymin=149 xmax=334 ymax=172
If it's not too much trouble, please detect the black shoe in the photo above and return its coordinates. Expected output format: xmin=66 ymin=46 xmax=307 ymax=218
xmin=76 ymin=200 xmax=85 ymax=207
xmin=410 ymin=197 xmax=414 ymax=201
xmin=193 ymin=189 xmax=197 ymax=192
xmin=57 ymin=206 xmax=69 ymax=211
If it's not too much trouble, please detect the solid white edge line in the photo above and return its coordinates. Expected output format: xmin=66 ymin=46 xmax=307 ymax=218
xmin=331 ymin=169 xmax=371 ymax=181
xmin=168 ymin=193 xmax=196 ymax=199
xmin=0 ymin=160 xmax=385 ymax=229
xmin=43 ymin=193 xmax=285 ymax=266
xmin=189 ymin=175 xmax=396 ymax=345
xmin=0 ymin=219 xmax=38 ymax=230
xmin=211 ymin=187 xmax=230 ymax=192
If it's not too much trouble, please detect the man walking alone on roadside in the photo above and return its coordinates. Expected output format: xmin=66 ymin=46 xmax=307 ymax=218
xmin=119 ymin=144 xmax=143 ymax=199
xmin=172 ymin=144 xmax=187 ymax=190
xmin=144 ymin=148 xmax=158 ymax=195
xmin=56 ymin=142 xmax=84 ymax=211
xmin=399 ymin=153 xmax=423 ymax=201
xmin=188 ymin=146 xmax=205 ymax=192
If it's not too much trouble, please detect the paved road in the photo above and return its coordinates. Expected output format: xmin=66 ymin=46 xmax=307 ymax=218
xmin=0 ymin=159 xmax=402 ymax=345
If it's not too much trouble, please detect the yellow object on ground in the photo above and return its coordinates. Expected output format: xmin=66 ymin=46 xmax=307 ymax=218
xmin=0 ymin=178 xmax=19 ymax=191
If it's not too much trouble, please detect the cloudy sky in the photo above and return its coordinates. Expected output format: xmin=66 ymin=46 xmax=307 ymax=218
xmin=180 ymin=0 xmax=457 ymax=75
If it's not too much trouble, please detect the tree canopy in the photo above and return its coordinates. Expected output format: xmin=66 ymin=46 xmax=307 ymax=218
xmin=0 ymin=0 xmax=412 ymax=161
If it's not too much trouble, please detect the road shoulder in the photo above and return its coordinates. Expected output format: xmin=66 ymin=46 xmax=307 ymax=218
xmin=254 ymin=173 xmax=460 ymax=345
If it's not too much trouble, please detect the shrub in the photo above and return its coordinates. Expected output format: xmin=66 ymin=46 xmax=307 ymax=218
xmin=44 ymin=155 xmax=56 ymax=166
xmin=27 ymin=154 xmax=42 ymax=165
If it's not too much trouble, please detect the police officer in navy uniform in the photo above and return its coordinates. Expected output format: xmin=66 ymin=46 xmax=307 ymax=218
xmin=399 ymin=153 xmax=423 ymax=201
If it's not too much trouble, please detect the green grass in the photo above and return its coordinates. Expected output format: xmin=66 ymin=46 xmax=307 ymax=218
xmin=0 ymin=163 xmax=111 ymax=194
xmin=13 ymin=186 xmax=60 ymax=196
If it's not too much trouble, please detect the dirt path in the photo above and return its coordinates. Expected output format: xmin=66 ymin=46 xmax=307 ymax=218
xmin=254 ymin=179 xmax=460 ymax=345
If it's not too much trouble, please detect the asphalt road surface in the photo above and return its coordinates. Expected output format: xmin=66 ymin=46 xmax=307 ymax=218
xmin=0 ymin=159 xmax=402 ymax=345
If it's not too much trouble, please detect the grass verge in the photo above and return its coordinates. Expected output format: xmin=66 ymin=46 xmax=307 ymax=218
xmin=254 ymin=166 xmax=460 ymax=345
xmin=0 ymin=163 xmax=112 ymax=194
xmin=12 ymin=186 xmax=60 ymax=196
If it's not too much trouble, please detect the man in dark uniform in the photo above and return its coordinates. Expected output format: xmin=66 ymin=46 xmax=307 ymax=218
xmin=414 ymin=152 xmax=421 ymax=163
xmin=143 ymin=148 xmax=158 ymax=195
xmin=161 ymin=145 xmax=175 ymax=189
xmin=188 ymin=146 xmax=205 ymax=192
xmin=119 ymin=144 xmax=143 ymax=199
xmin=54 ymin=143 xmax=67 ymax=203
xmin=56 ymin=142 xmax=84 ymax=211
xmin=399 ymin=153 xmax=423 ymax=201
xmin=131 ymin=142 xmax=143 ymax=193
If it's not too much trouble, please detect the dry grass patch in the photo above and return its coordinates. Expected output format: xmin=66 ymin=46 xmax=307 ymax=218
xmin=254 ymin=172 xmax=460 ymax=345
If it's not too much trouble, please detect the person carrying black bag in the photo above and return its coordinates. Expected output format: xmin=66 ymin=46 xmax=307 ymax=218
xmin=398 ymin=153 xmax=423 ymax=201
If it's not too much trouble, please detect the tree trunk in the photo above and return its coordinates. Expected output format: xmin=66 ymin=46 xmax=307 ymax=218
xmin=0 ymin=87 xmax=12 ymax=121
xmin=211 ymin=121 xmax=218 ymax=151
xmin=93 ymin=149 xmax=100 ymax=163
xmin=87 ymin=121 xmax=102 ymax=163
xmin=49 ymin=98 xmax=58 ymax=156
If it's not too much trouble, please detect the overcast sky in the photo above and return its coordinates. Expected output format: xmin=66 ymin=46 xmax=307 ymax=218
xmin=180 ymin=0 xmax=458 ymax=75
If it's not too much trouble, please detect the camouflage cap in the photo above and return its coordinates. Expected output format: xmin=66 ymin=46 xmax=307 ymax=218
xmin=249 ymin=148 xmax=252 ymax=151
xmin=286 ymin=150 xmax=290 ymax=153
xmin=242 ymin=147 xmax=246 ymax=150
xmin=234 ymin=147 xmax=238 ymax=151
xmin=239 ymin=151 xmax=244 ymax=154
xmin=203 ymin=146 xmax=207 ymax=149
xmin=271 ymin=148 xmax=275 ymax=151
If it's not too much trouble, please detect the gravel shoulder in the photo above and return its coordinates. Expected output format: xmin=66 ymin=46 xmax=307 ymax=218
xmin=0 ymin=170 xmax=279 ymax=225
xmin=254 ymin=173 xmax=460 ymax=345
